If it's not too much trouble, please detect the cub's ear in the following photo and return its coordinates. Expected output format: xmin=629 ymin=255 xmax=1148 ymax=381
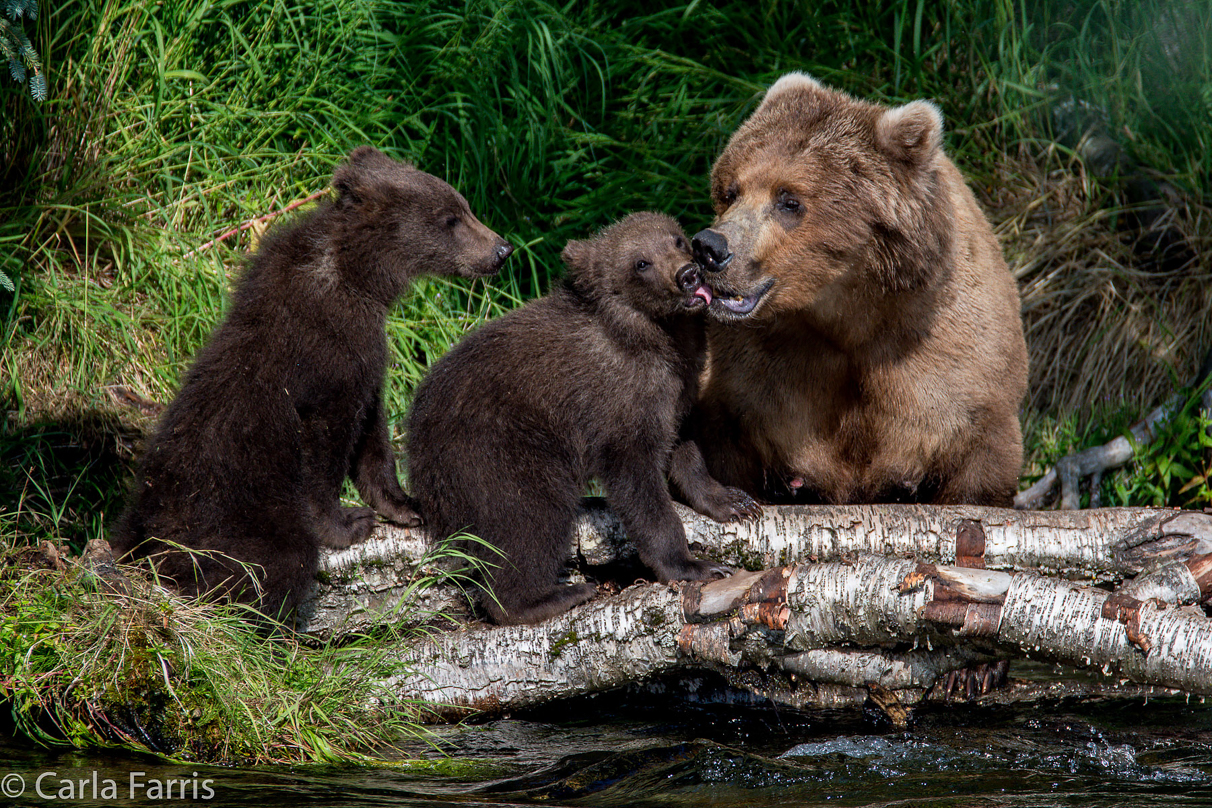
xmin=561 ymin=239 xmax=591 ymax=270
xmin=332 ymin=146 xmax=399 ymax=204
xmin=876 ymin=100 xmax=943 ymax=166
xmin=561 ymin=239 xmax=601 ymax=297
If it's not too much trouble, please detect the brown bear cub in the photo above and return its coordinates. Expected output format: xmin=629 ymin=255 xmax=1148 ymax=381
xmin=406 ymin=213 xmax=760 ymax=626
xmin=113 ymin=146 xmax=513 ymax=621
xmin=689 ymin=73 xmax=1028 ymax=508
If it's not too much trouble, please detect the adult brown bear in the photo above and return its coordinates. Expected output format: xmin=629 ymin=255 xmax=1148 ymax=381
xmin=689 ymin=73 xmax=1028 ymax=507
xmin=113 ymin=147 xmax=513 ymax=621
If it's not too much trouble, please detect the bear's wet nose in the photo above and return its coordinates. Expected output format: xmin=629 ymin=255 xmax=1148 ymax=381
xmin=494 ymin=241 xmax=514 ymax=266
xmin=676 ymin=263 xmax=703 ymax=292
xmin=691 ymin=229 xmax=732 ymax=272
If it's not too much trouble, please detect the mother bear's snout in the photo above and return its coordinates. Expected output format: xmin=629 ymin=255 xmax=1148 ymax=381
xmin=691 ymin=228 xmax=733 ymax=272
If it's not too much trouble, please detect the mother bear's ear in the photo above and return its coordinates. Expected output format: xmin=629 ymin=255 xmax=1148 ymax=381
xmin=762 ymin=71 xmax=824 ymax=101
xmin=876 ymin=100 xmax=943 ymax=166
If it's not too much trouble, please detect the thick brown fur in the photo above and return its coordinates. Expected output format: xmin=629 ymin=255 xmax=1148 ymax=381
xmin=112 ymin=146 xmax=512 ymax=621
xmin=407 ymin=213 xmax=759 ymax=626
xmin=689 ymin=73 xmax=1028 ymax=507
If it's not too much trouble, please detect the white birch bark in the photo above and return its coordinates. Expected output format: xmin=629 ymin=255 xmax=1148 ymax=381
xmin=388 ymin=583 xmax=684 ymax=718
xmin=666 ymin=503 xmax=1212 ymax=580
xmin=300 ymin=503 xmax=1212 ymax=637
xmin=781 ymin=558 xmax=1212 ymax=696
xmin=379 ymin=554 xmax=1212 ymax=717
xmin=998 ymin=574 xmax=1212 ymax=693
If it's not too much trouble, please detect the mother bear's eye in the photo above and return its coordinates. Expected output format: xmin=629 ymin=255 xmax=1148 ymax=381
xmin=776 ymin=190 xmax=802 ymax=214
xmin=721 ymin=185 xmax=738 ymax=206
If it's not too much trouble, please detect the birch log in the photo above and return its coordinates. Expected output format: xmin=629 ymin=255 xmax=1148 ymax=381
xmin=299 ymin=503 xmax=1212 ymax=638
xmin=387 ymin=554 xmax=1212 ymax=717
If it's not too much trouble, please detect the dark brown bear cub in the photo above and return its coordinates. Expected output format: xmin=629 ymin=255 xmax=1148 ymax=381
xmin=113 ymin=146 xmax=512 ymax=621
xmin=406 ymin=213 xmax=760 ymax=626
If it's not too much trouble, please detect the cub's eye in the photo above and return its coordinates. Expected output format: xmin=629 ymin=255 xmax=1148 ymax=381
xmin=445 ymin=215 xmax=459 ymax=228
xmin=675 ymin=236 xmax=686 ymax=250
xmin=776 ymin=190 xmax=801 ymax=214
xmin=635 ymin=259 xmax=651 ymax=273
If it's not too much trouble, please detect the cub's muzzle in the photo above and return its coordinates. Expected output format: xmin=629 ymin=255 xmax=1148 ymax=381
xmin=676 ymin=262 xmax=713 ymax=309
xmin=676 ymin=263 xmax=703 ymax=292
xmin=492 ymin=240 xmax=514 ymax=270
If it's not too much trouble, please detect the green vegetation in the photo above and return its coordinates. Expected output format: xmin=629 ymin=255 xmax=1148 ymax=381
xmin=0 ymin=0 xmax=1209 ymax=757
xmin=0 ymin=540 xmax=441 ymax=764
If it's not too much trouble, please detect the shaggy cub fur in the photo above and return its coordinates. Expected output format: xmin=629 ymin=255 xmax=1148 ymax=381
xmin=113 ymin=146 xmax=513 ymax=620
xmin=407 ymin=213 xmax=759 ymax=626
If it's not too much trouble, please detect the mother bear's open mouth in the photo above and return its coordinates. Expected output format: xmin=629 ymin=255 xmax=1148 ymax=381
xmin=706 ymin=277 xmax=773 ymax=318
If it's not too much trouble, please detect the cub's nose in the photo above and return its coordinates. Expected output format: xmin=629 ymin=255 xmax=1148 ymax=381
xmin=676 ymin=263 xmax=703 ymax=292
xmin=493 ymin=240 xmax=514 ymax=268
xmin=691 ymin=229 xmax=732 ymax=272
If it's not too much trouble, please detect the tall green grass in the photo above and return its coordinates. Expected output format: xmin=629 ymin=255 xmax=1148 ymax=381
xmin=2 ymin=0 xmax=1210 ymax=550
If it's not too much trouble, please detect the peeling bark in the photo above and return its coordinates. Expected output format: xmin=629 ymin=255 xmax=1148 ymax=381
xmin=584 ymin=499 xmax=1212 ymax=581
xmin=300 ymin=502 xmax=1212 ymax=638
xmin=296 ymin=503 xmax=1212 ymax=717
xmin=383 ymin=551 xmax=1212 ymax=717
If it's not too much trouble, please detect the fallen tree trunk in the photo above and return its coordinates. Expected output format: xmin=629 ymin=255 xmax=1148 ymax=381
xmin=388 ymin=553 xmax=1212 ymax=719
xmin=298 ymin=503 xmax=1212 ymax=720
xmin=300 ymin=503 xmax=1212 ymax=639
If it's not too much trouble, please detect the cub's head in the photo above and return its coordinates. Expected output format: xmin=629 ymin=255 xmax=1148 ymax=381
xmin=331 ymin=146 xmax=512 ymax=289
xmin=693 ymin=73 xmax=951 ymax=323
xmin=562 ymin=212 xmax=712 ymax=319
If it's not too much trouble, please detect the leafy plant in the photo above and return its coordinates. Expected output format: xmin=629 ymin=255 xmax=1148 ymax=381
xmin=1112 ymin=388 xmax=1212 ymax=508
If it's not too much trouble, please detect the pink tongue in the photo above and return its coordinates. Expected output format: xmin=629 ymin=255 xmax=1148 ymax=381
xmin=694 ymin=285 xmax=713 ymax=304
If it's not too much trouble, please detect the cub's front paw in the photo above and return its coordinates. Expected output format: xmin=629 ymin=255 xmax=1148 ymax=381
xmin=663 ymin=557 xmax=734 ymax=582
xmin=320 ymin=506 xmax=377 ymax=549
xmin=698 ymin=487 xmax=762 ymax=523
xmin=719 ymin=487 xmax=762 ymax=522
xmin=377 ymin=497 xmax=424 ymax=528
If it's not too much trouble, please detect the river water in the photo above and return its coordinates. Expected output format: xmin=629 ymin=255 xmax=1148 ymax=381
xmin=4 ymin=672 xmax=1212 ymax=807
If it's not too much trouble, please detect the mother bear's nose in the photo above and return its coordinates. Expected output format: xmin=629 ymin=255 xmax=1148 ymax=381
xmin=691 ymin=229 xmax=733 ymax=272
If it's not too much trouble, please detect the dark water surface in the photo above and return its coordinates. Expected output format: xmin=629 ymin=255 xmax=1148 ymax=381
xmin=4 ymin=679 xmax=1212 ymax=807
